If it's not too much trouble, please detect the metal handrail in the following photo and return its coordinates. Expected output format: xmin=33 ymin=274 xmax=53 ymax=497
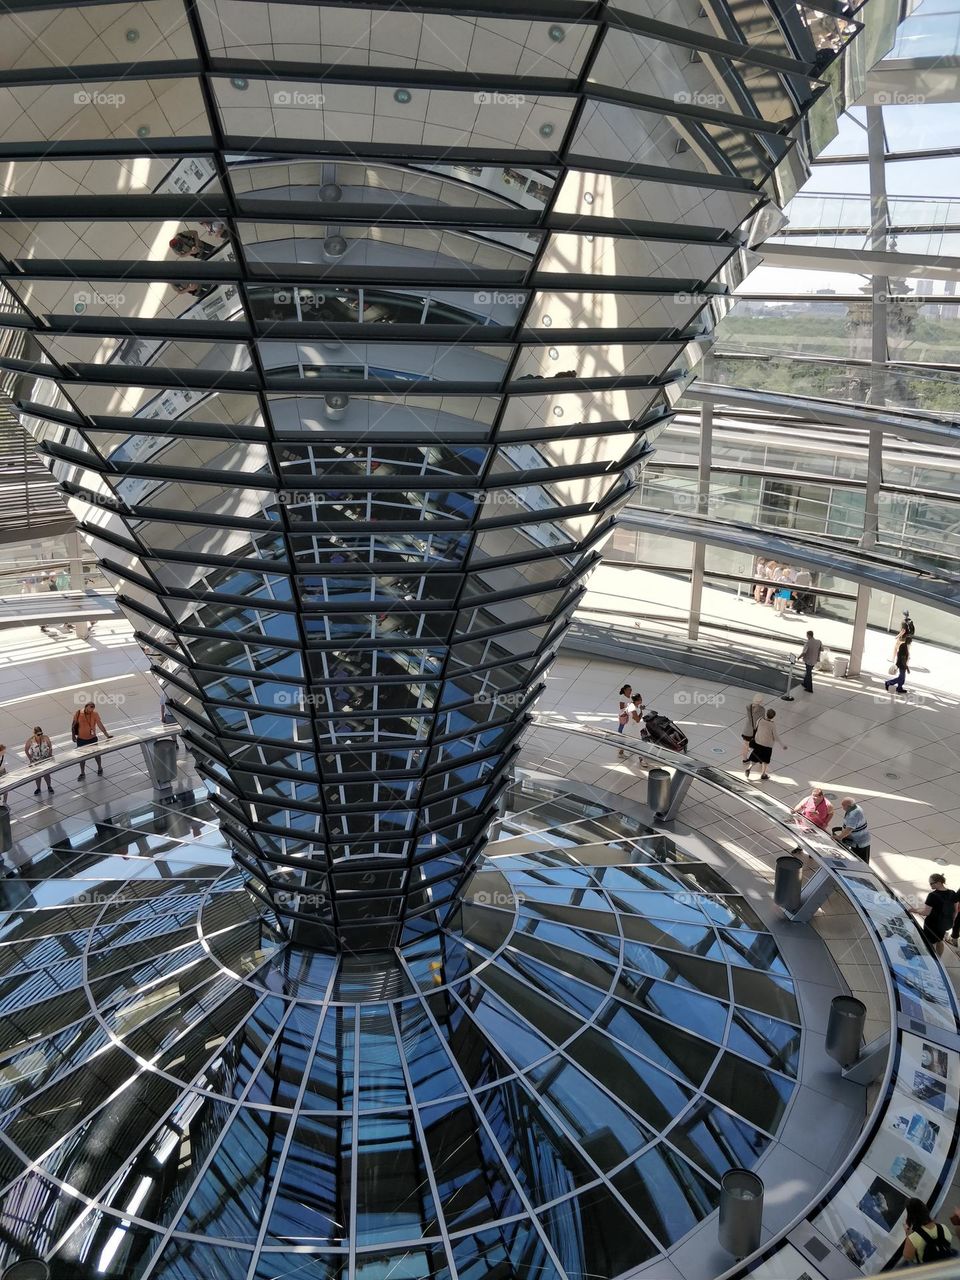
xmin=892 ymin=1255 xmax=960 ymax=1278
xmin=2 ymin=720 xmax=179 ymax=795
xmin=522 ymin=717 xmax=951 ymax=1280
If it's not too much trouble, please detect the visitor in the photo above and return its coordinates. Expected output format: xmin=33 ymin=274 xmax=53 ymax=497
xmin=885 ymin=632 xmax=911 ymax=695
xmin=752 ymin=557 xmax=767 ymax=603
xmin=71 ymin=702 xmax=113 ymax=780
xmin=798 ymin=630 xmax=823 ymax=693
xmin=741 ymin=694 xmax=765 ymax=762
xmin=745 ymin=708 xmax=782 ymax=781
xmin=912 ymin=873 xmax=958 ymax=958
xmin=169 ymin=228 xmax=219 ymax=260
xmin=623 ymin=693 xmax=645 ymax=750
xmin=617 ymin=684 xmax=633 ymax=757
xmin=792 ymin=787 xmax=834 ymax=829
xmin=901 ymin=1198 xmax=955 ymax=1264
xmin=901 ymin=610 xmax=916 ymax=643
xmin=773 ymin=565 xmax=796 ymax=616
xmin=832 ymin=797 xmax=871 ymax=863
xmin=762 ymin=560 xmax=781 ymax=605
xmin=793 ymin=567 xmax=813 ymax=615
xmin=24 ymin=727 xmax=54 ymax=796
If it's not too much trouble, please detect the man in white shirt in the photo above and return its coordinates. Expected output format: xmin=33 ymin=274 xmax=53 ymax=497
xmin=833 ymin=797 xmax=871 ymax=863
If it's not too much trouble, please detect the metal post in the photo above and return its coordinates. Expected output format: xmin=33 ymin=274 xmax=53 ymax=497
xmin=688 ymin=401 xmax=713 ymax=643
xmin=826 ymin=995 xmax=866 ymax=1068
xmin=68 ymin=527 xmax=86 ymax=590
xmin=718 ymin=1169 xmax=764 ymax=1258
xmin=843 ymin=1031 xmax=890 ymax=1085
xmin=140 ymin=737 xmax=178 ymax=789
xmin=848 ymin=583 xmax=871 ymax=680
xmin=659 ymin=770 xmax=695 ymax=822
xmin=781 ymin=655 xmax=796 ymax=702
xmin=789 ymin=866 xmax=836 ymax=923
xmin=647 ymin=768 xmax=672 ymax=814
xmin=774 ymin=855 xmax=803 ymax=914
xmin=0 ymin=806 xmax=10 ymax=856
xmin=2 ymin=1262 xmax=50 ymax=1279
xmin=845 ymin=106 xmax=886 ymax=680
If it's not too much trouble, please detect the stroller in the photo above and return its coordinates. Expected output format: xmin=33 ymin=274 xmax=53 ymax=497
xmin=640 ymin=711 xmax=689 ymax=752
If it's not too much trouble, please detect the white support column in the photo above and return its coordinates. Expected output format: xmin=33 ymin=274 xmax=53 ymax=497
xmin=688 ymin=401 xmax=713 ymax=643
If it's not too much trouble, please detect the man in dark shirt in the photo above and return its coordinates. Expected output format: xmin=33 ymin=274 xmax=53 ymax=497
xmin=915 ymin=873 xmax=958 ymax=957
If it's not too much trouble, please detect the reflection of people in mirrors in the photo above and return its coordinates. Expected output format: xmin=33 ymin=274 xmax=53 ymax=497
xmin=921 ymin=1043 xmax=948 ymax=1077
xmin=169 ymin=229 xmax=219 ymax=260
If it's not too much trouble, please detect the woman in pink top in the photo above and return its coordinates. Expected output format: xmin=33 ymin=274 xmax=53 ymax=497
xmin=792 ymin=787 xmax=834 ymax=829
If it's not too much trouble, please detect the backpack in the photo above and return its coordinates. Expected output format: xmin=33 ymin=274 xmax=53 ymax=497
xmin=916 ymin=1224 xmax=956 ymax=1262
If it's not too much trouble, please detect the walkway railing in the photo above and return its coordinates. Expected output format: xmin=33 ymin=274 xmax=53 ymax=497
xmin=525 ymin=716 xmax=960 ymax=1280
xmin=2 ymin=720 xmax=180 ymax=798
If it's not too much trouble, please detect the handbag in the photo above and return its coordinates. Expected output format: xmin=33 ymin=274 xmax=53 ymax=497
xmin=888 ymin=664 xmax=898 ymax=675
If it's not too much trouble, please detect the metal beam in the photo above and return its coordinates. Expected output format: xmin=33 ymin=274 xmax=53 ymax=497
xmin=683 ymin=382 xmax=960 ymax=447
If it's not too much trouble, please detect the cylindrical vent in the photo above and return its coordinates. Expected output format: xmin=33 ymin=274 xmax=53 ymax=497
xmin=324 ymin=393 xmax=349 ymax=420
xmin=718 ymin=1169 xmax=764 ymax=1258
xmin=826 ymin=995 xmax=866 ymax=1068
xmin=647 ymin=767 xmax=671 ymax=814
xmin=2 ymin=1262 xmax=51 ymax=1279
xmin=774 ymin=855 xmax=803 ymax=914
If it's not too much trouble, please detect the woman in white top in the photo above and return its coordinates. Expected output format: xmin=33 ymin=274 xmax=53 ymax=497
xmin=745 ymin=709 xmax=783 ymax=781
xmin=624 ymin=693 xmax=645 ymax=747
xmin=617 ymin=684 xmax=633 ymax=757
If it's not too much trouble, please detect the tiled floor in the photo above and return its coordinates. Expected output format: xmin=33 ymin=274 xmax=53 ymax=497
xmin=4 ymin=611 xmax=960 ymax=1249
xmin=2 ymin=613 xmax=959 ymax=907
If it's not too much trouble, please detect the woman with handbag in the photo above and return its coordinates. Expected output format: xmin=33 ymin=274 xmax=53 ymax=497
xmin=741 ymin=694 xmax=765 ymax=762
